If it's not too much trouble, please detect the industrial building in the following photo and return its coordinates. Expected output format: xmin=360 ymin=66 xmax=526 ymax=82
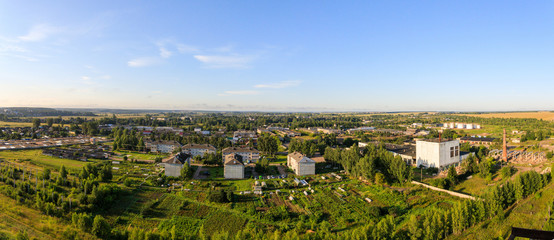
xmin=287 ymin=152 xmax=316 ymax=176
xmin=224 ymin=153 xmax=245 ymax=179
xmin=416 ymin=139 xmax=461 ymax=169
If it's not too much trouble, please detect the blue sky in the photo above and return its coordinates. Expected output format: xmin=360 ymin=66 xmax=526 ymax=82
xmin=1 ymin=1 xmax=554 ymax=111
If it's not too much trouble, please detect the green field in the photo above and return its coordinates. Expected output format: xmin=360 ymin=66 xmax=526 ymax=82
xmin=0 ymin=149 xmax=91 ymax=171
xmin=113 ymin=150 xmax=168 ymax=161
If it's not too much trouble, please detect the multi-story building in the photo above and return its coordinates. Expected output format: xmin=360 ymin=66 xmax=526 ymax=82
xmin=181 ymin=144 xmax=216 ymax=157
xmin=222 ymin=147 xmax=260 ymax=163
xmin=145 ymin=141 xmax=181 ymax=153
xmin=163 ymin=152 xmax=191 ymax=177
xmin=287 ymin=152 xmax=316 ymax=176
xmin=224 ymin=153 xmax=245 ymax=179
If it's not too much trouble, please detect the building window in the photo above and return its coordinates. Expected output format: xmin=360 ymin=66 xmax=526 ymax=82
xmin=450 ymin=147 xmax=454 ymax=157
xmin=455 ymin=146 xmax=459 ymax=156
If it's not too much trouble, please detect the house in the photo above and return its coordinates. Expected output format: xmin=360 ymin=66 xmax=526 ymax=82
xmin=416 ymin=139 xmax=461 ymax=169
xmin=181 ymin=144 xmax=216 ymax=157
xmin=224 ymin=154 xmax=245 ymax=179
xmin=163 ymin=152 xmax=191 ymax=177
xmin=287 ymin=152 xmax=316 ymax=176
xmin=222 ymin=147 xmax=260 ymax=163
xmin=145 ymin=141 xmax=181 ymax=153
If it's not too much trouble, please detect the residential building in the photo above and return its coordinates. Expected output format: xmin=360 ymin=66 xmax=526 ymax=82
xmin=287 ymin=152 xmax=316 ymax=176
xmin=145 ymin=141 xmax=181 ymax=153
xmin=181 ymin=144 xmax=216 ymax=157
xmin=233 ymin=130 xmax=257 ymax=139
xmin=163 ymin=152 xmax=191 ymax=177
xmin=224 ymin=153 xmax=245 ymax=179
xmin=222 ymin=147 xmax=260 ymax=163
xmin=416 ymin=139 xmax=461 ymax=169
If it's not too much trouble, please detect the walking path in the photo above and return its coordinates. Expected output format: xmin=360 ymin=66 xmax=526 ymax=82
xmin=411 ymin=180 xmax=477 ymax=200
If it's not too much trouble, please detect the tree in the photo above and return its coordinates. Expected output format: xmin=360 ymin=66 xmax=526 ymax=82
xmin=46 ymin=118 xmax=54 ymax=128
xmin=447 ymin=165 xmax=458 ymax=187
xmin=180 ymin=164 xmax=192 ymax=179
xmin=32 ymin=118 xmax=41 ymax=129
xmin=60 ymin=165 xmax=68 ymax=179
xmin=92 ymin=215 xmax=111 ymax=238
xmin=42 ymin=168 xmax=51 ymax=180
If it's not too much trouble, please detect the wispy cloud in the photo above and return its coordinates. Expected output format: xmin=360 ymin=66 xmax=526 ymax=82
xmin=18 ymin=24 xmax=61 ymax=42
xmin=218 ymin=90 xmax=260 ymax=96
xmin=100 ymin=75 xmax=111 ymax=80
xmin=177 ymin=44 xmax=199 ymax=53
xmin=194 ymin=55 xmax=254 ymax=68
xmin=159 ymin=47 xmax=172 ymax=58
xmin=127 ymin=57 xmax=161 ymax=67
xmin=254 ymin=80 xmax=301 ymax=89
xmin=81 ymin=76 xmax=95 ymax=85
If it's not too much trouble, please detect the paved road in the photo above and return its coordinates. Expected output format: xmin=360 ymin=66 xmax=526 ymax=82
xmin=192 ymin=165 xmax=204 ymax=180
xmin=411 ymin=181 xmax=477 ymax=200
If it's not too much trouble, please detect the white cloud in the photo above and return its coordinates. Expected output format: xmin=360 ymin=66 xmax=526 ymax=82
xmin=100 ymin=75 xmax=111 ymax=80
xmin=254 ymin=80 xmax=301 ymax=89
xmin=177 ymin=44 xmax=199 ymax=53
xmin=194 ymin=55 xmax=254 ymax=68
xmin=18 ymin=24 xmax=61 ymax=42
xmin=127 ymin=57 xmax=161 ymax=67
xmin=80 ymin=76 xmax=95 ymax=85
xmin=159 ymin=47 xmax=172 ymax=58
xmin=218 ymin=90 xmax=260 ymax=96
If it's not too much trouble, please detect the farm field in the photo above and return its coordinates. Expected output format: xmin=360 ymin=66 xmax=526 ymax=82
xmin=455 ymin=111 xmax=554 ymax=121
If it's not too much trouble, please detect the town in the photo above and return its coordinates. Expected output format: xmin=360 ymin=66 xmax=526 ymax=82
xmin=0 ymin=108 xmax=552 ymax=239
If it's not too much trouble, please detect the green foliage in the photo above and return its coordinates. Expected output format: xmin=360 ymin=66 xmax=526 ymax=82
xmin=180 ymin=164 xmax=193 ymax=180
xmin=92 ymin=215 xmax=111 ymax=238
xmin=258 ymin=135 xmax=280 ymax=156
xmin=500 ymin=166 xmax=516 ymax=179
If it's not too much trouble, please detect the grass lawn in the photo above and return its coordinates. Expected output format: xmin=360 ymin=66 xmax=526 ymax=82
xmin=0 ymin=149 xmax=90 ymax=171
xmin=114 ymin=150 xmax=168 ymax=161
xmin=452 ymin=174 xmax=497 ymax=196
xmin=270 ymin=155 xmax=287 ymax=164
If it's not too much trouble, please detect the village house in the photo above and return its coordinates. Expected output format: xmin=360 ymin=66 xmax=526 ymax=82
xmin=287 ymin=152 xmax=316 ymax=176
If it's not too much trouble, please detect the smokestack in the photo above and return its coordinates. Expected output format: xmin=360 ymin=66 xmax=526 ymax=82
xmin=502 ymin=129 xmax=508 ymax=162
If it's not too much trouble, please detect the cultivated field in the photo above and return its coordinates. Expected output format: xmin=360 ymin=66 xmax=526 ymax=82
xmin=456 ymin=111 xmax=554 ymax=121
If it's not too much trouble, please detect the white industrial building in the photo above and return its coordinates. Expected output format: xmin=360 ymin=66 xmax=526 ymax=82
xmin=287 ymin=152 xmax=316 ymax=176
xmin=181 ymin=144 xmax=216 ymax=157
xmin=224 ymin=154 xmax=245 ymax=179
xmin=416 ymin=139 xmax=461 ymax=169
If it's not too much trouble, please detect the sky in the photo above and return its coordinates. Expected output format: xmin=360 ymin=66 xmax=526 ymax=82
xmin=1 ymin=1 xmax=554 ymax=112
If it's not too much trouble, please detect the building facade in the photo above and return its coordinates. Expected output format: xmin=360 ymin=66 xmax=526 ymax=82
xmin=287 ymin=152 xmax=316 ymax=176
xmin=163 ymin=152 xmax=191 ymax=177
xmin=181 ymin=144 xmax=216 ymax=157
xmin=222 ymin=147 xmax=260 ymax=163
xmin=416 ymin=139 xmax=461 ymax=169
xmin=145 ymin=141 xmax=181 ymax=153
xmin=224 ymin=154 xmax=245 ymax=179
